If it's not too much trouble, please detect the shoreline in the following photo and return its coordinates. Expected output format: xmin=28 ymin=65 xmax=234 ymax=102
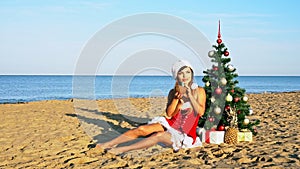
xmin=1 ymin=90 xmax=300 ymax=105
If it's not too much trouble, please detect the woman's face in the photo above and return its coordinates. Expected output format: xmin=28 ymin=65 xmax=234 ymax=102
xmin=177 ymin=67 xmax=193 ymax=86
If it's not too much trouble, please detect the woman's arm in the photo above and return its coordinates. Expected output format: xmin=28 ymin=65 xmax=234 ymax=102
xmin=166 ymin=89 xmax=182 ymax=118
xmin=187 ymin=87 xmax=206 ymax=116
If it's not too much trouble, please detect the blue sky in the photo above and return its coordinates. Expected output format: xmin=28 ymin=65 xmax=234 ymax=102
xmin=1 ymin=0 xmax=300 ymax=75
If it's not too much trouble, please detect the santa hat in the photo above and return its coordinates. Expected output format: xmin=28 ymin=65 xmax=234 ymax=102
xmin=171 ymin=60 xmax=194 ymax=79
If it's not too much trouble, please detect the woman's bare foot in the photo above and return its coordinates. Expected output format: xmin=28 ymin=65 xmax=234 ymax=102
xmin=86 ymin=147 xmax=106 ymax=156
xmin=107 ymin=147 xmax=123 ymax=155
xmin=95 ymin=143 xmax=115 ymax=150
xmin=95 ymin=143 xmax=107 ymax=149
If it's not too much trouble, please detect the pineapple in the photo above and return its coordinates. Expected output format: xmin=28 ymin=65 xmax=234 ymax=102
xmin=224 ymin=108 xmax=238 ymax=144
xmin=224 ymin=127 xmax=238 ymax=144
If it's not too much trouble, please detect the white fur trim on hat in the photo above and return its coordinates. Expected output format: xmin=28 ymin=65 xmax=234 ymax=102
xmin=171 ymin=60 xmax=194 ymax=79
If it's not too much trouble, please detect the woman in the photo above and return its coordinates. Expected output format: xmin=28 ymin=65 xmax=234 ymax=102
xmin=97 ymin=60 xmax=206 ymax=154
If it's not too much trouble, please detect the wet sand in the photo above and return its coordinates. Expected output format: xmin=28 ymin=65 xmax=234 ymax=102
xmin=0 ymin=92 xmax=299 ymax=168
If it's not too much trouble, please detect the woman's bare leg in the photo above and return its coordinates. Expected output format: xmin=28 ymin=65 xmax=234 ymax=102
xmin=109 ymin=131 xmax=172 ymax=154
xmin=97 ymin=123 xmax=165 ymax=149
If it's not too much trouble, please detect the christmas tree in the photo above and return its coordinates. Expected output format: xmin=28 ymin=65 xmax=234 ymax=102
xmin=199 ymin=21 xmax=260 ymax=136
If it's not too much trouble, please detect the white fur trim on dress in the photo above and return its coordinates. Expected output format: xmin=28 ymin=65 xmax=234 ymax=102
xmin=148 ymin=116 xmax=202 ymax=151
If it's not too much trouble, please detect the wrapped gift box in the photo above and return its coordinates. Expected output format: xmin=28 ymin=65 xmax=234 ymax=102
xmin=238 ymin=131 xmax=252 ymax=142
xmin=209 ymin=131 xmax=225 ymax=144
xmin=200 ymin=129 xmax=224 ymax=144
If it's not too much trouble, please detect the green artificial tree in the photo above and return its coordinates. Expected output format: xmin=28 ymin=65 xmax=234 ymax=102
xmin=199 ymin=21 xmax=260 ymax=136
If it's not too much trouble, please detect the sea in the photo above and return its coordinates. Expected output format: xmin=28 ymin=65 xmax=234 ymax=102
xmin=0 ymin=75 xmax=299 ymax=104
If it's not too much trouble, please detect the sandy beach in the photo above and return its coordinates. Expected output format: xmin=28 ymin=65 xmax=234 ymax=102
xmin=0 ymin=92 xmax=299 ymax=168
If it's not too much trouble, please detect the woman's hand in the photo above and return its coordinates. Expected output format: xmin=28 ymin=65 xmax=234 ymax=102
xmin=187 ymin=87 xmax=206 ymax=116
xmin=166 ymin=90 xmax=183 ymax=117
xmin=184 ymin=84 xmax=193 ymax=99
xmin=174 ymin=91 xmax=184 ymax=104
xmin=174 ymin=91 xmax=182 ymax=99
xmin=175 ymin=84 xmax=186 ymax=95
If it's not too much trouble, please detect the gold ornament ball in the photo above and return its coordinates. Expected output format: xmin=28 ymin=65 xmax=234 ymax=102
xmin=243 ymin=96 xmax=249 ymax=102
xmin=211 ymin=96 xmax=216 ymax=103
xmin=243 ymin=118 xmax=250 ymax=125
xmin=208 ymin=50 xmax=216 ymax=57
xmin=226 ymin=94 xmax=233 ymax=102
xmin=249 ymin=108 xmax=253 ymax=115
xmin=220 ymin=78 xmax=227 ymax=85
xmin=214 ymin=106 xmax=222 ymax=114
xmin=227 ymin=64 xmax=235 ymax=72
xmin=205 ymin=81 xmax=210 ymax=87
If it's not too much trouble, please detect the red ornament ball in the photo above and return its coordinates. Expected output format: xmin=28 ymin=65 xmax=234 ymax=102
xmin=224 ymin=51 xmax=229 ymax=56
xmin=237 ymin=110 xmax=242 ymax=114
xmin=208 ymin=117 xmax=215 ymax=122
xmin=213 ymin=65 xmax=218 ymax=71
xmin=234 ymin=97 xmax=240 ymax=103
xmin=230 ymin=89 xmax=235 ymax=93
xmin=225 ymin=105 xmax=230 ymax=111
xmin=217 ymin=39 xmax=222 ymax=44
xmin=217 ymin=125 xmax=225 ymax=131
xmin=215 ymin=87 xmax=222 ymax=95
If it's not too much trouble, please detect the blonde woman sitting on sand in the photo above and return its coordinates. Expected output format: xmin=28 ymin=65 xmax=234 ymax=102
xmin=96 ymin=60 xmax=206 ymax=154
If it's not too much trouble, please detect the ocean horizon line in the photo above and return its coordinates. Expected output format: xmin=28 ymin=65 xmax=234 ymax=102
xmin=1 ymin=76 xmax=299 ymax=104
